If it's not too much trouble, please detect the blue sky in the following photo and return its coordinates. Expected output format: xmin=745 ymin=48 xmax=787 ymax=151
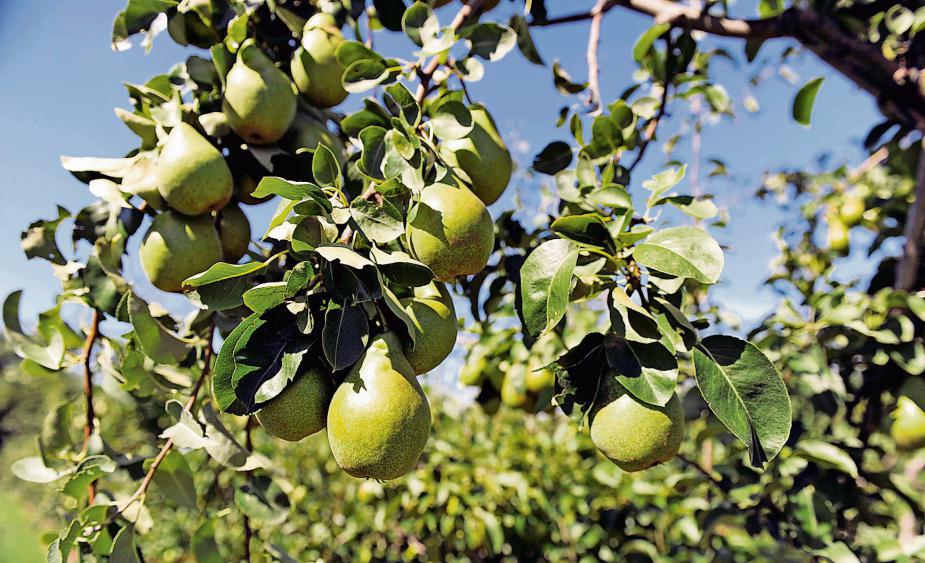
xmin=0 ymin=1 xmax=880 ymax=328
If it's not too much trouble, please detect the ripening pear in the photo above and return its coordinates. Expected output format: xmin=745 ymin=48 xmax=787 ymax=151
xmin=839 ymin=194 xmax=865 ymax=227
xmin=406 ymin=184 xmax=494 ymax=281
xmin=283 ymin=113 xmax=345 ymax=164
xmin=218 ymin=203 xmax=251 ymax=263
xmin=827 ymin=218 xmax=850 ymax=254
xmin=155 ymin=123 xmax=232 ymax=216
xmin=401 ymin=283 xmax=458 ymax=375
xmin=223 ymin=39 xmax=297 ymax=145
xmin=891 ymin=378 xmax=925 ymax=450
xmin=234 ymin=174 xmax=270 ymax=205
xmin=500 ymin=364 xmax=529 ymax=408
xmin=290 ymin=14 xmax=348 ymax=108
xmin=589 ymin=378 xmax=685 ymax=472
xmin=327 ymin=334 xmax=432 ymax=480
xmin=442 ymin=104 xmax=512 ymax=205
xmin=256 ymin=369 xmax=333 ymax=442
xmin=525 ymin=365 xmax=555 ymax=393
xmin=139 ymin=211 xmax=223 ymax=293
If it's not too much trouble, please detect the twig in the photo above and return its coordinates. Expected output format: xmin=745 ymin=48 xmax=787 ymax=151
xmin=243 ymin=416 xmax=255 ymax=562
xmin=586 ymin=0 xmax=608 ymax=113
xmin=895 ymin=140 xmax=925 ymax=291
xmin=677 ymin=453 xmax=724 ymax=488
xmin=413 ymin=0 xmax=484 ymax=104
xmin=116 ymin=324 xmax=216 ymax=516
xmin=849 ymin=146 xmax=889 ymax=181
xmin=80 ymin=308 xmax=103 ymax=503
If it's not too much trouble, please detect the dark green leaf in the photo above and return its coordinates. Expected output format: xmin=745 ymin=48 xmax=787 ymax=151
xmin=533 ymin=141 xmax=573 ymax=175
xmin=322 ymin=300 xmax=369 ymax=370
xmin=793 ymin=77 xmax=824 ymax=126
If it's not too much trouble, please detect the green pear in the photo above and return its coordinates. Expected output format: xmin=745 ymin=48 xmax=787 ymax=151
xmin=401 ymin=283 xmax=458 ymax=375
xmin=500 ymin=364 xmax=529 ymax=408
xmin=327 ymin=334 xmax=432 ymax=480
xmin=525 ymin=366 xmax=555 ymax=393
xmin=256 ymin=369 xmax=333 ymax=442
xmin=223 ymin=39 xmax=297 ymax=145
xmin=283 ymin=113 xmax=345 ymax=164
xmin=139 ymin=211 xmax=223 ymax=293
xmin=290 ymin=14 xmax=348 ymax=108
xmin=459 ymin=355 xmax=488 ymax=386
xmin=217 ymin=203 xmax=251 ymax=263
xmin=590 ymin=379 xmax=685 ymax=472
xmin=234 ymin=174 xmax=271 ymax=205
xmin=827 ymin=218 xmax=850 ymax=254
xmin=891 ymin=378 xmax=925 ymax=450
xmin=406 ymin=183 xmax=494 ymax=281
xmin=839 ymin=194 xmax=865 ymax=227
xmin=155 ymin=123 xmax=232 ymax=216
xmin=442 ymin=104 xmax=512 ymax=205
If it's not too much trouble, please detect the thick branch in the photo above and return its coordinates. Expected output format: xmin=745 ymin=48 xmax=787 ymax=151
xmin=80 ymin=309 xmax=103 ymax=502
xmin=586 ymin=0 xmax=608 ymax=112
xmin=896 ymin=142 xmax=925 ymax=290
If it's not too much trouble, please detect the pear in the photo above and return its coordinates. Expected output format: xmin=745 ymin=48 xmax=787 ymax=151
xmin=234 ymin=174 xmax=271 ymax=205
xmin=139 ymin=211 xmax=223 ymax=293
xmin=327 ymin=334 xmax=431 ymax=480
xmin=401 ymin=283 xmax=458 ymax=375
xmin=891 ymin=378 xmax=925 ymax=450
xmin=827 ymin=218 xmax=850 ymax=254
xmin=500 ymin=364 xmax=529 ymax=408
xmin=155 ymin=123 xmax=232 ymax=216
xmin=256 ymin=369 xmax=333 ymax=442
xmin=459 ymin=355 xmax=488 ymax=386
xmin=406 ymin=183 xmax=494 ymax=281
xmin=525 ymin=366 xmax=555 ymax=393
xmin=283 ymin=113 xmax=345 ymax=164
xmin=290 ymin=14 xmax=348 ymax=108
xmin=217 ymin=203 xmax=251 ymax=263
xmin=839 ymin=194 xmax=865 ymax=227
xmin=223 ymin=39 xmax=297 ymax=145
xmin=590 ymin=379 xmax=684 ymax=472
xmin=442 ymin=104 xmax=512 ymax=205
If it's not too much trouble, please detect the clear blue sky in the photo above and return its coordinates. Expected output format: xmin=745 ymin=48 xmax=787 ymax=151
xmin=0 ymin=1 xmax=880 ymax=327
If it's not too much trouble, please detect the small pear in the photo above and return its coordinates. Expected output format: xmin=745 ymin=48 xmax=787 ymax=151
xmin=827 ymin=218 xmax=850 ymax=254
xmin=327 ymin=334 xmax=431 ymax=480
xmin=401 ymin=283 xmax=458 ymax=375
xmin=500 ymin=364 xmax=529 ymax=408
xmin=234 ymin=174 xmax=271 ymax=205
xmin=217 ymin=203 xmax=251 ymax=263
xmin=291 ymin=14 xmax=348 ymax=108
xmin=406 ymin=183 xmax=494 ymax=281
xmin=139 ymin=211 xmax=223 ymax=293
xmin=223 ymin=39 xmax=297 ymax=144
xmin=590 ymin=379 xmax=685 ymax=472
xmin=839 ymin=194 xmax=865 ymax=227
xmin=891 ymin=378 xmax=925 ymax=450
xmin=256 ymin=369 xmax=333 ymax=442
xmin=283 ymin=113 xmax=345 ymax=164
xmin=442 ymin=104 xmax=512 ymax=205
xmin=155 ymin=123 xmax=232 ymax=216
xmin=525 ymin=366 xmax=555 ymax=393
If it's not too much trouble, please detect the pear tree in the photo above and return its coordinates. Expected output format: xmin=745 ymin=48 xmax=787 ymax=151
xmin=5 ymin=0 xmax=925 ymax=560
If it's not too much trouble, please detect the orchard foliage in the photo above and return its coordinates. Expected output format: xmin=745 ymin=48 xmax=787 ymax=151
xmin=3 ymin=0 xmax=925 ymax=561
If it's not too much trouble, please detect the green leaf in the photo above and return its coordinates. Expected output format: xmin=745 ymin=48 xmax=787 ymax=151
xmin=112 ymin=0 xmax=178 ymax=44
xmin=633 ymin=23 xmax=669 ymax=63
xmin=212 ymin=314 xmax=258 ymax=415
xmin=242 ymin=282 xmax=287 ymax=314
xmin=2 ymin=290 xmax=24 ymax=334
xmin=235 ymin=475 xmax=291 ymax=525
xmin=604 ymin=338 xmax=678 ymax=407
xmin=533 ymin=141 xmax=573 ymax=175
xmin=633 ymin=226 xmax=724 ymax=285
xmin=520 ymin=239 xmax=579 ymax=337
xmin=589 ymin=184 xmax=632 ymax=209
xmin=430 ymin=100 xmax=473 ymax=140
xmin=21 ymin=206 xmax=70 ymax=265
xmin=322 ymin=300 xmax=369 ymax=370
xmin=127 ymin=293 xmax=189 ymax=365
xmin=61 ymin=456 xmax=116 ymax=500
xmin=335 ymin=40 xmax=383 ymax=68
xmin=643 ymin=166 xmax=686 ymax=207
xmin=342 ymin=59 xmax=392 ymax=93
xmin=693 ymin=335 xmax=791 ymax=467
xmin=402 ymin=2 xmax=438 ymax=47
xmin=109 ymin=525 xmax=143 ymax=563
xmin=793 ymin=77 xmax=824 ymax=126
xmin=384 ymin=82 xmax=421 ymax=126
xmin=311 ymin=143 xmax=343 ymax=189
xmin=466 ymin=23 xmax=517 ymax=62
xmin=795 ymin=440 xmax=859 ymax=478
xmin=12 ymin=456 xmax=63 ymax=483
xmin=551 ymin=214 xmax=615 ymax=252
xmin=191 ymin=520 xmax=225 ymax=563
xmin=509 ymin=15 xmax=544 ymax=65
xmin=252 ymin=178 xmax=331 ymax=212
xmin=148 ymin=450 xmax=197 ymax=509
xmin=315 ymin=244 xmax=376 ymax=270
xmin=609 ymin=288 xmax=661 ymax=344
xmin=370 ymin=246 xmax=434 ymax=287
xmin=552 ymin=61 xmax=586 ymax=95
xmin=359 ymin=126 xmax=388 ymax=180
xmin=350 ymin=197 xmax=404 ymax=244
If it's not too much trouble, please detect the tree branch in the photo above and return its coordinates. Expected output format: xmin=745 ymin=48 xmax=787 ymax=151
xmin=586 ymin=0 xmax=608 ymax=112
xmin=895 ymin=141 xmax=925 ymax=290
xmin=414 ymin=0 xmax=484 ymax=103
xmin=243 ymin=415 xmax=255 ymax=562
xmin=80 ymin=308 xmax=103 ymax=503
xmin=116 ymin=324 xmax=215 ymax=515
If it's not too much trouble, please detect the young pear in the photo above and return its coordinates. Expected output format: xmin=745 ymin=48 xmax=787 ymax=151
xmin=401 ymin=283 xmax=458 ymax=375
xmin=891 ymin=378 xmax=925 ymax=450
xmin=217 ymin=203 xmax=251 ymax=263
xmin=525 ymin=366 xmax=555 ymax=393
xmin=589 ymin=379 xmax=685 ymax=472
xmin=223 ymin=39 xmax=297 ymax=145
xmin=327 ymin=334 xmax=432 ymax=480
xmin=256 ymin=369 xmax=333 ymax=442
xmin=500 ymin=364 xmax=530 ymax=409
xmin=442 ymin=104 xmax=512 ymax=205
xmin=290 ymin=14 xmax=348 ymax=108
xmin=406 ymin=183 xmax=495 ymax=281
xmin=827 ymin=218 xmax=850 ymax=254
xmin=283 ymin=113 xmax=345 ymax=164
xmin=139 ymin=211 xmax=223 ymax=293
xmin=155 ymin=123 xmax=232 ymax=216
xmin=839 ymin=194 xmax=866 ymax=227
